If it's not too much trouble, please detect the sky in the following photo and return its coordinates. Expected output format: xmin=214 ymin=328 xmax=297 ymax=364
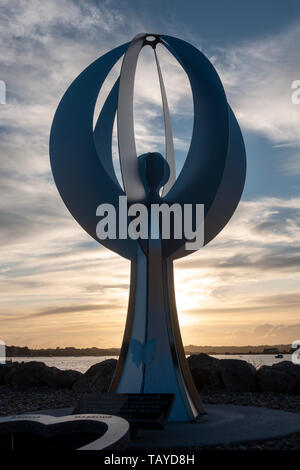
xmin=0 ymin=0 xmax=300 ymax=348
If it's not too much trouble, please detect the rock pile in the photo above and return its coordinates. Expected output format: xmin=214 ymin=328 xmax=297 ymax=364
xmin=2 ymin=362 xmax=81 ymax=388
xmin=2 ymin=355 xmax=300 ymax=395
xmin=187 ymin=354 xmax=300 ymax=394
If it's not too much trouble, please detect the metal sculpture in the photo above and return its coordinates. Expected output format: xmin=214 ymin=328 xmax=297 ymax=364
xmin=49 ymin=33 xmax=246 ymax=421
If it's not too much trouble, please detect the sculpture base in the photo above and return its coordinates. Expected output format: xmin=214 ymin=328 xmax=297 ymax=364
xmin=28 ymin=405 xmax=300 ymax=449
xmin=130 ymin=404 xmax=300 ymax=448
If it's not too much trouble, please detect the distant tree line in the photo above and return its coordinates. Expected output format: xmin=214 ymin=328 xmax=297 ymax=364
xmin=6 ymin=346 xmax=120 ymax=357
xmin=5 ymin=344 xmax=292 ymax=357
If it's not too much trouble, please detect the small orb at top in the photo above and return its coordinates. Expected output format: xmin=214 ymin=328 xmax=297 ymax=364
xmin=146 ymin=35 xmax=156 ymax=42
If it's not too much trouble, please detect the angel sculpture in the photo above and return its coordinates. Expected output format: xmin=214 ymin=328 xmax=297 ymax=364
xmin=50 ymin=33 xmax=246 ymax=421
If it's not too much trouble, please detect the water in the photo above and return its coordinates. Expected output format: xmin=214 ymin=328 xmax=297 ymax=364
xmin=10 ymin=356 xmax=119 ymax=373
xmin=10 ymin=354 xmax=292 ymax=373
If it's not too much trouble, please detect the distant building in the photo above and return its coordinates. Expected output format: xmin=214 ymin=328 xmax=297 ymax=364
xmin=263 ymin=348 xmax=279 ymax=354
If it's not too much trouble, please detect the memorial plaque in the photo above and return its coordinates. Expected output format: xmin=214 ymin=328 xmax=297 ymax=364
xmin=73 ymin=393 xmax=175 ymax=430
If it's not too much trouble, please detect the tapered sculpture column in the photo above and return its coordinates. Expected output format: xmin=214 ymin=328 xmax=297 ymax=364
xmin=109 ymin=239 xmax=206 ymax=421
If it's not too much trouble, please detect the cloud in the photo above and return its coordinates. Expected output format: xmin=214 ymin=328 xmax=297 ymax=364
xmin=252 ymin=323 xmax=300 ymax=344
xmin=0 ymin=1 xmax=300 ymax=347
xmin=212 ymin=23 xmax=300 ymax=152
xmin=172 ymin=195 xmax=300 ymax=346
xmin=25 ymin=303 xmax=119 ymax=318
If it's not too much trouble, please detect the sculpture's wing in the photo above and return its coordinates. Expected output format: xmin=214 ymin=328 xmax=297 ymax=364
xmin=117 ymin=34 xmax=148 ymax=203
xmin=154 ymin=48 xmax=176 ymax=197
xmin=161 ymin=35 xmax=229 ymax=212
xmin=116 ymin=34 xmax=176 ymax=201
xmin=93 ymin=78 xmax=121 ymax=189
xmin=50 ymin=43 xmax=137 ymax=261
xmin=203 ymin=107 xmax=247 ymax=246
xmin=171 ymin=106 xmax=246 ymax=259
xmin=158 ymin=36 xmax=246 ymax=258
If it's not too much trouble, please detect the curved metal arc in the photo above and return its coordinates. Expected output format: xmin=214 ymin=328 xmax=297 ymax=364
xmin=93 ymin=77 xmax=121 ymax=190
xmin=117 ymin=33 xmax=148 ymax=203
xmin=155 ymin=35 xmax=230 ymax=258
xmin=171 ymin=105 xmax=246 ymax=260
xmin=50 ymin=33 xmax=245 ymax=262
xmin=160 ymin=35 xmax=229 ymax=211
xmin=50 ymin=42 xmax=137 ymax=261
xmin=154 ymin=48 xmax=176 ymax=196
xmin=203 ymin=106 xmax=246 ymax=245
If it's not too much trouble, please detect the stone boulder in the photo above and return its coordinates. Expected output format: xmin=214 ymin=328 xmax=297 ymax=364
xmin=43 ymin=367 xmax=81 ymax=388
xmin=272 ymin=361 xmax=300 ymax=393
xmin=5 ymin=361 xmax=82 ymax=388
xmin=218 ymin=359 xmax=258 ymax=392
xmin=257 ymin=361 xmax=300 ymax=394
xmin=72 ymin=359 xmax=117 ymax=392
xmin=187 ymin=354 xmax=224 ymax=391
xmin=0 ymin=364 xmax=10 ymax=384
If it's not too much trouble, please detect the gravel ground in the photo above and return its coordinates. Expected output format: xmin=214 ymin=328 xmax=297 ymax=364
xmin=0 ymin=385 xmax=85 ymax=417
xmin=1 ymin=386 xmax=300 ymax=450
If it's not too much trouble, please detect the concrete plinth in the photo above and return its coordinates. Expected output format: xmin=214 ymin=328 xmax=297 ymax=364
xmin=130 ymin=404 xmax=300 ymax=448
xmin=30 ymin=404 xmax=300 ymax=449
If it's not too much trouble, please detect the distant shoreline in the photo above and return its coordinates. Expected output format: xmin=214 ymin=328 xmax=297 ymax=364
xmin=5 ymin=344 xmax=292 ymax=358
